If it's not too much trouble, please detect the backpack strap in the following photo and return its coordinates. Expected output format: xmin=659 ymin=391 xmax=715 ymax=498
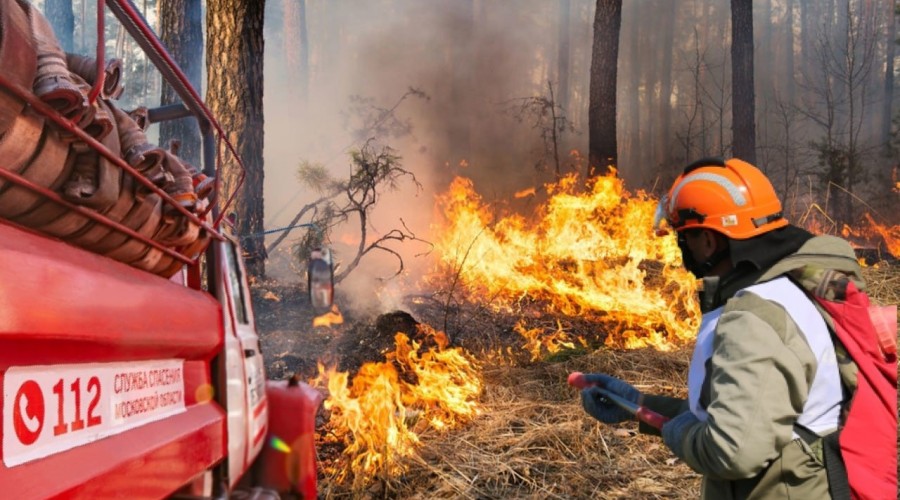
xmin=783 ymin=270 xmax=856 ymax=500
xmin=793 ymin=424 xmax=851 ymax=500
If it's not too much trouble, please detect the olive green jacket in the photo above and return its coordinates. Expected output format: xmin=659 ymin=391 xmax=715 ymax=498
xmin=641 ymin=235 xmax=861 ymax=499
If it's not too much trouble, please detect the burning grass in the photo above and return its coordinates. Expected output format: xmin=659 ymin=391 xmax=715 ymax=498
xmin=276 ymin=171 xmax=898 ymax=498
xmin=397 ymin=349 xmax=699 ymax=499
xmin=311 ymin=263 xmax=895 ymax=499
xmin=313 ymin=324 xmax=483 ymax=492
xmin=431 ymin=173 xmax=701 ymax=351
xmin=315 ymin=344 xmax=701 ymax=499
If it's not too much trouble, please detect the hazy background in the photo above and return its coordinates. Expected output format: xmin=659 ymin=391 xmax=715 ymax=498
xmin=31 ymin=0 xmax=900 ymax=308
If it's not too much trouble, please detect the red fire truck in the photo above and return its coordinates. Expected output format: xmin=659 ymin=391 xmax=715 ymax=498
xmin=0 ymin=0 xmax=323 ymax=497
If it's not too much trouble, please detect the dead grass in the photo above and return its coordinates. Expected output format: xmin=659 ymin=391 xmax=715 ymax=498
xmin=864 ymin=263 xmax=900 ymax=307
xmin=312 ymin=263 xmax=897 ymax=499
xmin=398 ymin=349 xmax=699 ymax=500
xmin=319 ymin=349 xmax=700 ymax=499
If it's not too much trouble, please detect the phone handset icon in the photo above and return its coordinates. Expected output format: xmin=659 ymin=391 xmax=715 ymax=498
xmin=19 ymin=396 xmax=41 ymax=434
xmin=13 ymin=380 xmax=45 ymax=445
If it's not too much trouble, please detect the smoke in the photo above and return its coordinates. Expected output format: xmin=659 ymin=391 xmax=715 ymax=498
xmin=260 ymin=0 xmax=900 ymax=311
xmin=261 ymin=0 xmax=589 ymax=312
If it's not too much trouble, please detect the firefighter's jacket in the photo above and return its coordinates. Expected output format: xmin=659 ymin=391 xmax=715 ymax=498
xmin=640 ymin=232 xmax=861 ymax=499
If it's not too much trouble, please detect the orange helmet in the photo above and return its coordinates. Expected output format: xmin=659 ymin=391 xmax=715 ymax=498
xmin=653 ymin=157 xmax=788 ymax=239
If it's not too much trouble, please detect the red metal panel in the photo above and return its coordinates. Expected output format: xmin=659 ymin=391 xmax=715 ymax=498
xmin=0 ymin=222 xmax=226 ymax=492
xmin=0 ymin=222 xmax=222 ymax=365
xmin=1 ymin=404 xmax=226 ymax=498
xmin=257 ymin=380 xmax=324 ymax=498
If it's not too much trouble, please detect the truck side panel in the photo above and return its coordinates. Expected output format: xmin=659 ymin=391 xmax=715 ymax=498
xmin=4 ymin=403 xmax=224 ymax=498
xmin=0 ymin=222 xmax=227 ymax=497
xmin=0 ymin=223 xmax=222 ymax=360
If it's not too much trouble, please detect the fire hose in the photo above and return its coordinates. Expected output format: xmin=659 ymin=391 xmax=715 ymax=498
xmin=0 ymin=0 xmax=215 ymax=278
xmin=568 ymin=372 xmax=670 ymax=430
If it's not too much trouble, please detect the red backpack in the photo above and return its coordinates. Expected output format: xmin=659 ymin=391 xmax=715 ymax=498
xmin=793 ymin=268 xmax=897 ymax=500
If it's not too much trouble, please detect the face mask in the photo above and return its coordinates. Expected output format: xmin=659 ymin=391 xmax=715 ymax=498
xmin=678 ymin=234 xmax=704 ymax=278
xmin=678 ymin=233 xmax=728 ymax=279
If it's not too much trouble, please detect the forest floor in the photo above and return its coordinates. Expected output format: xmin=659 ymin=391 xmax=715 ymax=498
xmin=252 ymin=262 xmax=898 ymax=499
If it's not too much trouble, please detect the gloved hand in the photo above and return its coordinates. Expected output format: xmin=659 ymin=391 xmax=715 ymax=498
xmin=579 ymin=373 xmax=641 ymax=424
xmin=662 ymin=411 xmax=702 ymax=460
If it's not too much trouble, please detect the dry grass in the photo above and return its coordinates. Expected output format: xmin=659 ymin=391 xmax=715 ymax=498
xmin=316 ymin=263 xmax=897 ymax=499
xmin=864 ymin=263 xmax=900 ymax=307
xmin=396 ymin=350 xmax=699 ymax=500
xmin=320 ymin=349 xmax=700 ymax=499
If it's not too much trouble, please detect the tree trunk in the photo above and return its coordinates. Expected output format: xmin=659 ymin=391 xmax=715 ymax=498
xmin=624 ymin=0 xmax=639 ymax=178
xmin=657 ymin=0 xmax=676 ymax=172
xmin=207 ymin=0 xmax=267 ymax=278
xmin=159 ymin=0 xmax=203 ymax=167
xmin=557 ymin=0 xmax=571 ymax=115
xmin=799 ymin=0 xmax=816 ymax=90
xmin=588 ymin=0 xmax=622 ymax=177
xmin=44 ymin=0 xmax=75 ymax=53
xmin=785 ymin=0 xmax=796 ymax=104
xmin=283 ymin=0 xmax=310 ymax=103
xmin=760 ymin=0 xmax=773 ymax=94
xmin=882 ymin=0 xmax=897 ymax=149
xmin=833 ymin=0 xmax=850 ymax=132
xmin=731 ymin=0 xmax=757 ymax=164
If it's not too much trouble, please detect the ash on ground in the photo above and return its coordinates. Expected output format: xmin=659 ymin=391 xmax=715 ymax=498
xmin=251 ymin=279 xmax=543 ymax=382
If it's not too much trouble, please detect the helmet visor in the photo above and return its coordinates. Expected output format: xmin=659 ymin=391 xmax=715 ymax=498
xmin=652 ymin=195 xmax=670 ymax=235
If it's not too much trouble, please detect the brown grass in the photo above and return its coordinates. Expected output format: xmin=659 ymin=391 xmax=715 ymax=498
xmin=864 ymin=263 xmax=900 ymax=307
xmin=317 ymin=264 xmax=897 ymax=499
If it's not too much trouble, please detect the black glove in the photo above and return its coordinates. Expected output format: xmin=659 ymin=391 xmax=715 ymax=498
xmin=579 ymin=373 xmax=641 ymax=424
xmin=662 ymin=411 xmax=701 ymax=460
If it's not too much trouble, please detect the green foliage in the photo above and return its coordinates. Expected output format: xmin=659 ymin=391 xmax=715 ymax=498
xmin=296 ymin=160 xmax=337 ymax=194
xmin=543 ymin=345 xmax=590 ymax=363
xmin=292 ymin=207 xmax=334 ymax=263
xmin=347 ymin=143 xmax=405 ymax=195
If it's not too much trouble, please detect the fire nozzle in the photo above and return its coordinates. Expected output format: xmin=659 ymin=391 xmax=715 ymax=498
xmin=568 ymin=372 xmax=670 ymax=430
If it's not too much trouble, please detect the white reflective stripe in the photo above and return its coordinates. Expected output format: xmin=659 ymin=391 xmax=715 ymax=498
xmin=668 ymin=172 xmax=747 ymax=213
xmin=688 ymin=307 xmax=724 ymax=421
xmin=738 ymin=277 xmax=842 ymax=436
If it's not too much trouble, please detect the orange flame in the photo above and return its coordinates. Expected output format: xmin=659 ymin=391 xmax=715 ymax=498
xmin=314 ymin=324 xmax=481 ymax=488
xmin=514 ymin=187 xmax=536 ymax=199
xmin=863 ymin=213 xmax=900 ymax=258
xmin=431 ymin=173 xmax=700 ymax=350
xmin=313 ymin=304 xmax=344 ymax=328
xmin=514 ymin=319 xmax=586 ymax=361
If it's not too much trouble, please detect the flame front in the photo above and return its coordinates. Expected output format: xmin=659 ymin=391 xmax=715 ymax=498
xmin=515 ymin=319 xmax=587 ymax=361
xmin=316 ymin=324 xmax=482 ymax=488
xmin=313 ymin=304 xmax=344 ymax=328
xmin=862 ymin=213 xmax=899 ymax=258
xmin=432 ymin=174 xmax=700 ymax=350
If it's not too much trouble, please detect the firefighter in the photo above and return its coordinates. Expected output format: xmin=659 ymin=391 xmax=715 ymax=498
xmin=578 ymin=157 xmax=858 ymax=499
